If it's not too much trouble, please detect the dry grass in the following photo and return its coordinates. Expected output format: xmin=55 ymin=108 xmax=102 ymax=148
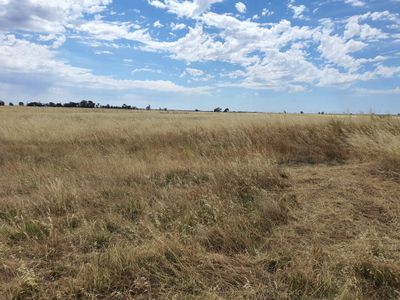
xmin=0 ymin=107 xmax=399 ymax=299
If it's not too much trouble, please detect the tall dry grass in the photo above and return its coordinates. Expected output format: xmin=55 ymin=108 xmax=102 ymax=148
xmin=0 ymin=107 xmax=399 ymax=299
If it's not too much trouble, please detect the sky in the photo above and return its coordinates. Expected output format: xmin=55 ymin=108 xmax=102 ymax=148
xmin=0 ymin=0 xmax=399 ymax=113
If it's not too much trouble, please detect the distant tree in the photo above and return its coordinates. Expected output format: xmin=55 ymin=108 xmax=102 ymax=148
xmin=146 ymin=105 xmax=151 ymax=110
xmin=0 ymin=100 xmax=5 ymax=106
xmin=163 ymin=108 xmax=167 ymax=111
xmin=78 ymin=100 xmax=95 ymax=108
xmin=64 ymin=102 xmax=78 ymax=108
xmin=321 ymin=111 xmax=324 ymax=115
xmin=300 ymin=111 xmax=304 ymax=114
xmin=9 ymin=102 xmax=14 ymax=106
xmin=195 ymin=109 xmax=199 ymax=112
xmin=223 ymin=108 xmax=229 ymax=112
xmin=27 ymin=102 xmax=43 ymax=107
xmin=18 ymin=101 xmax=24 ymax=106
xmin=214 ymin=107 xmax=222 ymax=112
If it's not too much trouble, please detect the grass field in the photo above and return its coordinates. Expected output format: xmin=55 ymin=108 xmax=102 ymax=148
xmin=1 ymin=107 xmax=399 ymax=299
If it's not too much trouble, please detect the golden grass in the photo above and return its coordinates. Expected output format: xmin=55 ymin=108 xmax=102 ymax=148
xmin=0 ymin=107 xmax=399 ymax=299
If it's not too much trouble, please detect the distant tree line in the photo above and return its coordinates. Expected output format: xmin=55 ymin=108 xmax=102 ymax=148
xmin=0 ymin=100 xmax=140 ymax=110
xmin=1 ymin=100 xmax=234 ymax=113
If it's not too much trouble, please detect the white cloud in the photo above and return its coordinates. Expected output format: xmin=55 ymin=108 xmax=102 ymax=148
xmin=235 ymin=2 xmax=246 ymax=14
xmin=147 ymin=0 xmax=223 ymax=18
xmin=51 ymin=35 xmax=66 ymax=49
xmin=314 ymin=30 xmax=367 ymax=70
xmin=375 ymin=65 xmax=400 ymax=77
xmin=0 ymin=33 xmax=206 ymax=94
xmin=344 ymin=15 xmax=387 ymax=40
xmin=76 ymin=20 xmax=150 ymax=42
xmin=0 ymin=0 xmax=112 ymax=34
xmin=147 ymin=0 xmax=167 ymax=9
xmin=183 ymin=67 xmax=205 ymax=76
xmin=132 ymin=68 xmax=162 ymax=74
xmin=171 ymin=23 xmax=186 ymax=30
xmin=141 ymin=25 xmax=228 ymax=63
xmin=153 ymin=20 xmax=163 ymax=28
xmin=344 ymin=0 xmax=366 ymax=7
xmin=181 ymin=67 xmax=215 ymax=81
xmin=353 ymin=87 xmax=400 ymax=95
xmin=225 ymin=69 xmax=246 ymax=79
xmin=235 ymin=48 xmax=320 ymax=91
xmin=288 ymin=3 xmax=306 ymax=20
xmin=262 ymin=8 xmax=274 ymax=17
xmin=95 ymin=50 xmax=113 ymax=55
xmin=38 ymin=33 xmax=66 ymax=49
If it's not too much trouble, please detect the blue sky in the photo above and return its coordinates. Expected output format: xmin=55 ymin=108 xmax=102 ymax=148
xmin=0 ymin=0 xmax=399 ymax=113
